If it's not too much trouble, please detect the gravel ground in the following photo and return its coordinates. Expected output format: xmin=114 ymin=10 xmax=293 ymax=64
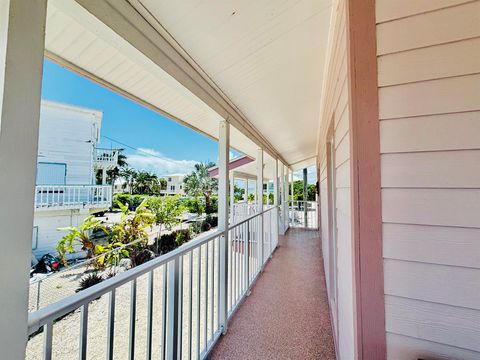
xmin=26 ymin=238 xmax=222 ymax=360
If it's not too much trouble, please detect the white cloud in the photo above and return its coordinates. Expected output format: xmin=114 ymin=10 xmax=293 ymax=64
xmin=128 ymin=148 xmax=198 ymax=176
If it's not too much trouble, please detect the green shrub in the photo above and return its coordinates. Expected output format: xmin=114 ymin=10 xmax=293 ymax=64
xmin=175 ymin=228 xmax=192 ymax=247
xmin=129 ymin=248 xmax=155 ymax=268
xmin=205 ymin=214 xmax=218 ymax=228
xmin=206 ymin=196 xmax=218 ymax=214
xmin=185 ymin=197 xmax=204 ymax=215
xmin=76 ymin=272 xmax=104 ymax=292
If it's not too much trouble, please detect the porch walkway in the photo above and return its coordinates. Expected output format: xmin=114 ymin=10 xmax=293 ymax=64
xmin=210 ymin=229 xmax=336 ymax=359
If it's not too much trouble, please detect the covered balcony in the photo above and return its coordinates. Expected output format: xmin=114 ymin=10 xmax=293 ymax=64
xmin=2 ymin=0 xmax=479 ymax=359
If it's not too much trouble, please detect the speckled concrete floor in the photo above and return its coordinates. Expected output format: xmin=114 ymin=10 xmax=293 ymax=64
xmin=209 ymin=229 xmax=336 ymax=360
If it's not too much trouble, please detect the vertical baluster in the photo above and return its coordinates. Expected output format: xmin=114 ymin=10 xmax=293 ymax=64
xmin=216 ymin=236 xmax=220 ymax=329
xmin=204 ymin=243 xmax=209 ymax=347
xmin=245 ymin=221 xmax=250 ymax=292
xmin=209 ymin=241 xmax=214 ymax=341
xmin=188 ymin=252 xmax=193 ymax=360
xmin=161 ymin=266 xmax=167 ymax=360
xmin=129 ymin=279 xmax=137 ymax=360
xmin=177 ymin=256 xmax=183 ymax=359
xmin=43 ymin=321 xmax=53 ymax=360
xmin=196 ymin=247 xmax=201 ymax=358
xmin=107 ymin=289 xmax=116 ymax=360
xmin=232 ymin=228 xmax=236 ymax=306
xmin=146 ymin=271 xmax=154 ymax=360
xmin=228 ymin=230 xmax=232 ymax=312
xmin=79 ymin=303 xmax=89 ymax=360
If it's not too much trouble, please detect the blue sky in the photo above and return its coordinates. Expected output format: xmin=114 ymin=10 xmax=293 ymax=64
xmin=41 ymin=59 xmax=219 ymax=176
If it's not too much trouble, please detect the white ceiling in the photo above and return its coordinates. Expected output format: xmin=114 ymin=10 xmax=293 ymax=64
xmin=134 ymin=0 xmax=332 ymax=166
xmin=45 ymin=0 xmax=332 ymax=168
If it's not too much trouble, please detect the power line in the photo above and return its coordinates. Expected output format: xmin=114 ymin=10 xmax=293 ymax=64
xmin=101 ymin=135 xmax=170 ymax=161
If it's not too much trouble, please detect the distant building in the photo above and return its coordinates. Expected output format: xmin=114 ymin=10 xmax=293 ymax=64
xmin=33 ymin=101 xmax=118 ymax=258
xmin=161 ymin=174 xmax=185 ymax=196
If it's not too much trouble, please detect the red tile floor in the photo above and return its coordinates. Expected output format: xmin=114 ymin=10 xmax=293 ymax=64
xmin=209 ymin=229 xmax=336 ymax=359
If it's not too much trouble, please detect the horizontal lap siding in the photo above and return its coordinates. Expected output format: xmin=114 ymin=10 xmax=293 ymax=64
xmin=317 ymin=1 xmax=355 ymax=358
xmin=376 ymin=0 xmax=480 ymax=358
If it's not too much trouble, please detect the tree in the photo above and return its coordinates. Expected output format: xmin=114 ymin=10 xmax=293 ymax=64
xmin=234 ymin=184 xmax=245 ymax=202
xmin=120 ymin=167 xmax=137 ymax=194
xmin=291 ymin=180 xmax=316 ymax=201
xmin=147 ymin=195 xmax=185 ymax=254
xmin=107 ymin=149 xmax=128 ymax=187
xmin=183 ymin=162 xmax=218 ymax=214
xmin=132 ymin=171 xmax=158 ymax=195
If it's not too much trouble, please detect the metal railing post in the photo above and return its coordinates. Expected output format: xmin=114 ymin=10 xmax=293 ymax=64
xmin=245 ymin=221 xmax=250 ymax=294
xmin=166 ymin=258 xmax=180 ymax=360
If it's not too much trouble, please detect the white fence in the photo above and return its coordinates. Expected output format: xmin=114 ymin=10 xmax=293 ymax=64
xmin=35 ymin=185 xmax=112 ymax=210
xmin=27 ymin=206 xmax=278 ymax=360
xmin=289 ymin=200 xmax=318 ymax=229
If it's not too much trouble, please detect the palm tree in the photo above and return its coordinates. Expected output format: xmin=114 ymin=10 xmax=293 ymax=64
xmin=183 ymin=162 xmax=218 ymax=213
xmin=120 ymin=167 xmax=137 ymax=194
xmin=107 ymin=149 xmax=127 ymax=188
xmin=133 ymin=170 xmax=158 ymax=195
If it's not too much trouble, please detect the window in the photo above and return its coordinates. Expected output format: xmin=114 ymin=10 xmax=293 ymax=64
xmin=170 ymin=185 xmax=175 ymax=191
xmin=168 ymin=177 xmax=172 ymax=182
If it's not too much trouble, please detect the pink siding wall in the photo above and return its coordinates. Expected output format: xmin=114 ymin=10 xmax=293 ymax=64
xmin=318 ymin=1 xmax=355 ymax=358
xmin=376 ymin=0 xmax=480 ymax=358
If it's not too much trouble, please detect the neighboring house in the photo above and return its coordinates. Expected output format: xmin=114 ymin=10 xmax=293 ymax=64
xmin=32 ymin=101 xmax=117 ymax=258
xmin=161 ymin=174 xmax=185 ymax=195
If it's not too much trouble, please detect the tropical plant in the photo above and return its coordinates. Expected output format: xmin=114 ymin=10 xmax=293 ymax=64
xmin=110 ymin=200 xmax=155 ymax=246
xmin=292 ymin=180 xmax=316 ymax=201
xmin=234 ymin=184 xmax=245 ymax=202
xmin=129 ymin=248 xmax=155 ymax=268
xmin=56 ymin=216 xmax=107 ymax=265
xmin=76 ymin=272 xmax=104 ymax=292
xmin=183 ymin=162 xmax=218 ymax=214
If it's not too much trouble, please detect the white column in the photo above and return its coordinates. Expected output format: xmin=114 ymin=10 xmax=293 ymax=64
xmin=243 ymin=178 xmax=248 ymax=202
xmin=0 ymin=0 xmax=47 ymax=357
xmin=256 ymin=149 xmax=264 ymax=267
xmin=229 ymin=174 xmax=234 ymax=223
xmin=286 ymin=167 xmax=290 ymax=227
xmin=102 ymin=167 xmax=107 ymax=185
xmin=290 ymin=170 xmax=294 ymax=220
xmin=280 ymin=163 xmax=285 ymax=230
xmin=218 ymin=120 xmax=230 ymax=332
xmin=273 ymin=160 xmax=279 ymax=206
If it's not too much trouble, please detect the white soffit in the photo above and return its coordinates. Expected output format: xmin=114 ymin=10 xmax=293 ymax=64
xmin=45 ymin=0 xmax=261 ymax=160
xmin=132 ymin=0 xmax=333 ymax=165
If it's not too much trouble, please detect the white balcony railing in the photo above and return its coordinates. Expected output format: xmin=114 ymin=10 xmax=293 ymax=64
xmin=27 ymin=206 xmax=278 ymax=360
xmin=35 ymin=185 xmax=112 ymax=210
xmin=94 ymin=148 xmax=118 ymax=168
xmin=231 ymin=202 xmax=258 ymax=223
xmin=289 ymin=200 xmax=318 ymax=229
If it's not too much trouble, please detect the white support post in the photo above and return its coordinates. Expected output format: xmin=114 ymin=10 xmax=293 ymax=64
xmin=218 ymin=120 xmax=230 ymax=333
xmin=273 ymin=159 xmax=279 ymax=242
xmin=256 ymin=149 xmax=264 ymax=266
xmin=229 ymin=174 xmax=234 ymax=224
xmin=284 ymin=166 xmax=290 ymax=229
xmin=290 ymin=171 xmax=294 ymax=223
xmin=0 ymin=0 xmax=47 ymax=358
xmin=280 ymin=163 xmax=285 ymax=233
xmin=102 ymin=167 xmax=107 ymax=185
xmin=244 ymin=179 xmax=248 ymax=202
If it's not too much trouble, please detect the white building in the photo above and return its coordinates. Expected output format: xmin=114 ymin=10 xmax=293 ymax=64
xmin=161 ymin=174 xmax=185 ymax=196
xmin=32 ymin=101 xmax=116 ymax=258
